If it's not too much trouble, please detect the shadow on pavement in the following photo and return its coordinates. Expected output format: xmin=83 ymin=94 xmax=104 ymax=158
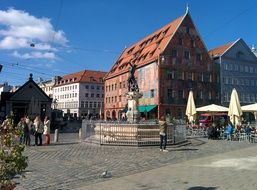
xmin=188 ymin=186 xmax=217 ymax=190
xmin=189 ymin=138 xmax=206 ymax=146
xmin=51 ymin=142 xmax=79 ymax=146
xmin=171 ymin=148 xmax=198 ymax=151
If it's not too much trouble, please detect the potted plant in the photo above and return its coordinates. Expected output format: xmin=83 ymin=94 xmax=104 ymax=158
xmin=0 ymin=116 xmax=28 ymax=190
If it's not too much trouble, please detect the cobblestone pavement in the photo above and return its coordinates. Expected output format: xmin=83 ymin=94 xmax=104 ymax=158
xmin=14 ymin=133 xmax=256 ymax=190
xmin=80 ymin=145 xmax=257 ymax=190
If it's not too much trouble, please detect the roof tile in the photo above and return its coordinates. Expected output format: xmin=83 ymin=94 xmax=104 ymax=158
xmin=208 ymin=42 xmax=234 ymax=57
xmin=56 ymin=70 xmax=107 ymax=86
xmin=106 ymin=15 xmax=184 ymax=79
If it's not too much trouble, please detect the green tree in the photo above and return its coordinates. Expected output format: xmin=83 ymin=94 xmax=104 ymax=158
xmin=0 ymin=116 xmax=28 ymax=188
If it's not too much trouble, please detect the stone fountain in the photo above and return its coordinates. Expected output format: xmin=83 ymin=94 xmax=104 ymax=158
xmin=125 ymin=62 xmax=143 ymax=123
xmin=88 ymin=62 xmax=184 ymax=146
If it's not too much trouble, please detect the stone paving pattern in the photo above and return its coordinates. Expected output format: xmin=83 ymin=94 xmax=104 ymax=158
xmin=14 ymin=133 xmax=256 ymax=190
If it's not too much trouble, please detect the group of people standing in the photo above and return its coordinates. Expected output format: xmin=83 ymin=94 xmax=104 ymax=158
xmin=17 ymin=115 xmax=51 ymax=146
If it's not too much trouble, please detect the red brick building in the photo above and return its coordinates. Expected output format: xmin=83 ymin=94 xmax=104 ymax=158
xmin=104 ymin=11 xmax=219 ymax=120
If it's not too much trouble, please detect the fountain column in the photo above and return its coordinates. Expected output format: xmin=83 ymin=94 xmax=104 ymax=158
xmin=126 ymin=91 xmax=143 ymax=123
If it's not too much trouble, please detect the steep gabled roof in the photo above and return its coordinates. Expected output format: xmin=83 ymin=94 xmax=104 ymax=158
xmin=55 ymin=70 xmax=107 ymax=86
xmin=10 ymin=76 xmax=52 ymax=101
xmin=105 ymin=14 xmax=185 ymax=79
xmin=208 ymin=42 xmax=234 ymax=57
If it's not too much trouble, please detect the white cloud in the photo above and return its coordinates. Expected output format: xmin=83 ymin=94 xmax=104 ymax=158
xmin=0 ymin=8 xmax=68 ymax=60
xmin=12 ymin=51 xmax=56 ymax=60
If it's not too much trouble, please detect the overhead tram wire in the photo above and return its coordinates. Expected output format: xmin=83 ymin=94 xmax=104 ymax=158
xmin=0 ymin=59 xmax=62 ymax=78
xmin=204 ymin=4 xmax=256 ymax=38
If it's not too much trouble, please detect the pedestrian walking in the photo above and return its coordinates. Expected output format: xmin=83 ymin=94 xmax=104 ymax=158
xmin=34 ymin=116 xmax=43 ymax=146
xmin=25 ymin=116 xmax=33 ymax=146
xmin=43 ymin=116 xmax=51 ymax=145
xmin=159 ymin=116 xmax=168 ymax=152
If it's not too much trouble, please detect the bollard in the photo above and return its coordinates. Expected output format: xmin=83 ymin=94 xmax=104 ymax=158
xmin=78 ymin=128 xmax=82 ymax=141
xmin=54 ymin=129 xmax=59 ymax=143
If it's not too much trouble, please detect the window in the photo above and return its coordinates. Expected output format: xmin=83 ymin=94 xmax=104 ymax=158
xmin=172 ymin=90 xmax=176 ymax=98
xmin=178 ymin=38 xmax=183 ymax=45
xmin=98 ymin=102 xmax=101 ymax=108
xmin=119 ymin=82 xmax=122 ymax=88
xmin=115 ymin=96 xmax=117 ymax=102
xmin=186 ymin=27 xmax=190 ymax=34
xmin=167 ymin=89 xmax=172 ymax=98
xmin=178 ymin=90 xmax=184 ymax=98
xmin=245 ymin=66 xmax=249 ymax=73
xmin=115 ymin=84 xmax=117 ymax=90
xmin=177 ymin=71 xmax=184 ymax=80
xmin=85 ymin=101 xmax=88 ymax=108
xmin=94 ymin=102 xmax=97 ymax=108
xmin=234 ymin=64 xmax=239 ymax=71
xmin=198 ymin=73 xmax=204 ymax=82
xmin=89 ymin=102 xmax=92 ymax=108
xmin=191 ymin=39 xmax=195 ymax=47
xmin=188 ymin=72 xmax=194 ymax=80
xmin=96 ymin=86 xmax=100 ymax=90
xmin=172 ymin=50 xmax=177 ymax=58
xmin=91 ymin=85 xmax=95 ymax=89
xmin=184 ymin=51 xmax=190 ymax=60
xmin=196 ymin=53 xmax=202 ymax=61
xmin=150 ymin=89 xmax=155 ymax=98
xmin=96 ymin=94 xmax=100 ymax=98
xmin=167 ymin=71 xmax=173 ymax=80
xmin=209 ymin=92 xmax=212 ymax=100
xmin=200 ymin=91 xmax=203 ymax=99
xmin=85 ymin=93 xmax=89 ymax=97
xmin=91 ymin=93 xmax=94 ymax=98
xmin=119 ymin=95 xmax=121 ymax=101
xmin=81 ymin=101 xmax=85 ymax=108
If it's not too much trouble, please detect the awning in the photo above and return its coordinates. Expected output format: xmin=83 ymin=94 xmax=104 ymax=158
xmin=138 ymin=105 xmax=157 ymax=113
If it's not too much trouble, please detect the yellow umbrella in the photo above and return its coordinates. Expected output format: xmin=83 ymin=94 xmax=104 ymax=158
xmin=228 ymin=88 xmax=242 ymax=125
xmin=186 ymin=91 xmax=196 ymax=123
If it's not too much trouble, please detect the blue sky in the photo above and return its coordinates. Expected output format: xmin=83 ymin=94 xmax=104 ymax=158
xmin=0 ymin=0 xmax=256 ymax=85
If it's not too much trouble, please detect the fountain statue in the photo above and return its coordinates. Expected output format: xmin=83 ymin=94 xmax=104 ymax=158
xmin=126 ymin=62 xmax=142 ymax=123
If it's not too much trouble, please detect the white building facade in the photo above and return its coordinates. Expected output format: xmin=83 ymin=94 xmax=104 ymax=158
xmin=53 ymin=70 xmax=106 ymax=118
